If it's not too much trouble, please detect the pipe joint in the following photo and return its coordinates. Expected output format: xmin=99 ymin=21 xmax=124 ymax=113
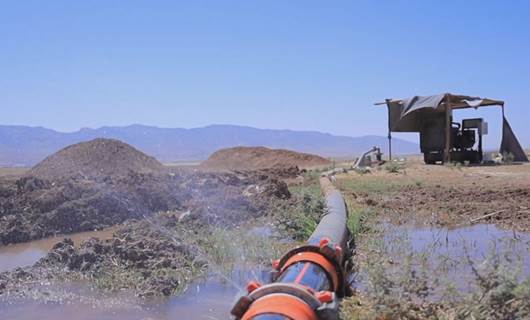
xmin=231 ymin=283 xmax=340 ymax=320
xmin=273 ymin=244 xmax=350 ymax=297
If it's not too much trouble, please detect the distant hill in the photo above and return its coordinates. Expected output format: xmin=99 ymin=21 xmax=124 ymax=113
xmin=0 ymin=124 xmax=418 ymax=167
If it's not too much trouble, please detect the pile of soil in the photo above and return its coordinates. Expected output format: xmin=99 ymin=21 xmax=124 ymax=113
xmin=28 ymin=138 xmax=164 ymax=181
xmin=0 ymin=170 xmax=289 ymax=245
xmin=0 ymin=139 xmax=297 ymax=299
xmin=0 ymin=173 xmax=182 ymax=244
xmin=0 ymin=178 xmax=292 ymax=297
xmin=0 ymin=140 xmax=291 ymax=245
xmin=201 ymin=146 xmax=331 ymax=170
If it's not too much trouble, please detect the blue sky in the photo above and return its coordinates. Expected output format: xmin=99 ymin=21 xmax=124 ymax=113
xmin=1 ymin=1 xmax=529 ymax=147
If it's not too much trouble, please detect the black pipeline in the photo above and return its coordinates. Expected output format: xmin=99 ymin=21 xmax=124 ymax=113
xmin=231 ymin=175 xmax=352 ymax=320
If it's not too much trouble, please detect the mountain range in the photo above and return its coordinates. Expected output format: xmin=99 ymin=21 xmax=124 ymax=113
xmin=0 ymin=124 xmax=418 ymax=167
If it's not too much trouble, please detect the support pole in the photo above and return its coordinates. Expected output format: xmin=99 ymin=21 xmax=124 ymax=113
xmin=388 ymin=132 xmax=392 ymax=161
xmin=444 ymin=94 xmax=452 ymax=163
xmin=386 ymin=99 xmax=392 ymax=161
xmin=478 ymin=121 xmax=483 ymax=162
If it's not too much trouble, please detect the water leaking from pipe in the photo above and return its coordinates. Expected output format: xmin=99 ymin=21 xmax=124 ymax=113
xmin=231 ymin=174 xmax=352 ymax=320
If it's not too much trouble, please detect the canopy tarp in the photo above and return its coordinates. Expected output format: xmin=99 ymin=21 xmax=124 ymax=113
xmin=385 ymin=93 xmax=504 ymax=132
xmin=500 ymin=116 xmax=529 ymax=162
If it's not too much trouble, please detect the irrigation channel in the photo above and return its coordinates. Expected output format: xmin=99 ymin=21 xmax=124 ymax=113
xmin=2 ymin=174 xmax=529 ymax=319
xmin=0 ymin=174 xmax=354 ymax=320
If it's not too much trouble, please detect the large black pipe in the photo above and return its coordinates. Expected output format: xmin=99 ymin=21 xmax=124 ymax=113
xmin=232 ymin=175 xmax=351 ymax=320
xmin=308 ymin=176 xmax=349 ymax=257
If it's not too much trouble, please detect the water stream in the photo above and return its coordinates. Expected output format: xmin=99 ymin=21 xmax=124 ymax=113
xmin=0 ymin=228 xmax=118 ymax=273
xmin=0 ymin=278 xmax=244 ymax=320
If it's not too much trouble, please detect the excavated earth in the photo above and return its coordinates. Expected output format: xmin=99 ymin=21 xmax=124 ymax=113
xmin=0 ymin=139 xmax=296 ymax=298
xmin=0 ymin=139 xmax=291 ymax=245
xmin=28 ymin=138 xmax=164 ymax=181
xmin=201 ymin=146 xmax=331 ymax=170
xmin=338 ymin=160 xmax=530 ymax=232
xmin=0 ymin=214 xmax=207 ymax=298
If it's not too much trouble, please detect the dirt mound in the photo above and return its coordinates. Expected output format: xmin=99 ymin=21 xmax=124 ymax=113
xmin=201 ymin=146 xmax=331 ymax=170
xmin=28 ymin=138 xmax=164 ymax=181
xmin=1 ymin=139 xmax=293 ymax=246
xmin=0 ymin=168 xmax=290 ymax=245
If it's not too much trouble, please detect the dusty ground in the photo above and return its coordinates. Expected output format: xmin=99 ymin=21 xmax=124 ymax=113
xmin=201 ymin=146 xmax=331 ymax=170
xmin=337 ymin=160 xmax=530 ymax=232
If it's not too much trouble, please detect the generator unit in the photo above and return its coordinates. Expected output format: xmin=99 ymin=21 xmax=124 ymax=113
xmin=421 ymin=117 xmax=487 ymax=164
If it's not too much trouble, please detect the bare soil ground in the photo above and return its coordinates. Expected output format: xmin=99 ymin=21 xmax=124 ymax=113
xmin=337 ymin=160 xmax=530 ymax=232
xmin=201 ymin=146 xmax=331 ymax=170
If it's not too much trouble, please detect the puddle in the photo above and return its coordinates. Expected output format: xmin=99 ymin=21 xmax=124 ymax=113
xmin=0 ymin=223 xmax=270 ymax=319
xmin=368 ymin=223 xmax=530 ymax=295
xmin=0 ymin=271 xmax=267 ymax=320
xmin=0 ymin=220 xmax=282 ymax=319
xmin=404 ymin=224 xmax=529 ymax=261
xmin=389 ymin=223 xmax=530 ymax=274
xmin=0 ymin=280 xmax=237 ymax=320
xmin=0 ymin=227 xmax=118 ymax=272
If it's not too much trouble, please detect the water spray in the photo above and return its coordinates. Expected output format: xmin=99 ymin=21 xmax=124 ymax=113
xmin=231 ymin=175 xmax=353 ymax=320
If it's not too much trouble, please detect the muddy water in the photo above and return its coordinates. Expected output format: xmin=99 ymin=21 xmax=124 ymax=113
xmin=0 ymin=271 xmax=267 ymax=320
xmin=0 ymin=226 xmax=268 ymax=320
xmin=380 ymin=223 xmax=530 ymax=293
xmin=0 ymin=227 xmax=118 ymax=272
xmin=0 ymin=279 xmax=242 ymax=320
xmin=396 ymin=223 xmax=530 ymax=273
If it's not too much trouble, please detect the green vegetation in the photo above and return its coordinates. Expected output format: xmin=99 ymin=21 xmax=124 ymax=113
xmin=384 ymin=161 xmax=403 ymax=173
xmin=341 ymin=224 xmax=530 ymax=319
xmin=277 ymin=171 xmax=325 ymax=241
xmin=94 ymin=263 xmax=201 ymax=296
xmin=88 ymin=216 xmax=292 ymax=296
xmin=337 ymin=176 xmax=415 ymax=195
xmin=197 ymin=225 xmax=290 ymax=277
xmin=444 ymin=161 xmax=463 ymax=170
xmin=346 ymin=202 xmax=373 ymax=238
xmin=353 ymin=167 xmax=371 ymax=175
xmin=502 ymin=151 xmax=515 ymax=164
